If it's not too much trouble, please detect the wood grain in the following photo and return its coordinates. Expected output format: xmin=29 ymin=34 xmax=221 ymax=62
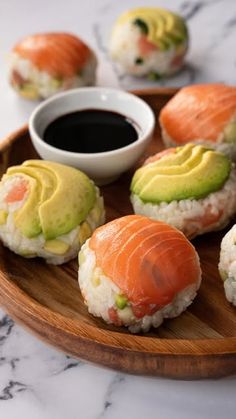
xmin=0 ymin=88 xmax=236 ymax=379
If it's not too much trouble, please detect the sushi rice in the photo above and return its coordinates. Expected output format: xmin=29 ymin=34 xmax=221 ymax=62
xmin=78 ymin=240 xmax=201 ymax=333
xmin=131 ymin=166 xmax=236 ymax=239
xmin=161 ymin=124 xmax=236 ymax=161
xmin=110 ymin=22 xmax=187 ymax=77
xmin=9 ymin=52 xmax=97 ymax=100
xmin=219 ymin=225 xmax=236 ymax=306
xmin=0 ymin=176 xmax=104 ymax=264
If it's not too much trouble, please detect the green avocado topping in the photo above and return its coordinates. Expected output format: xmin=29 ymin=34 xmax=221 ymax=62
xmin=147 ymin=71 xmax=162 ymax=80
xmin=131 ymin=144 xmax=231 ymax=203
xmin=115 ymin=294 xmax=128 ymax=310
xmin=4 ymin=160 xmax=96 ymax=239
xmin=118 ymin=8 xmax=188 ymax=51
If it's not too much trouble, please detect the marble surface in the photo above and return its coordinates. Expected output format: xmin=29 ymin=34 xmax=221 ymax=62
xmin=1 ymin=0 xmax=236 ymax=417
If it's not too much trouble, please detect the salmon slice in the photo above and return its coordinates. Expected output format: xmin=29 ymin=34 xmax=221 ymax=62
xmin=5 ymin=178 xmax=28 ymax=203
xmin=138 ymin=35 xmax=156 ymax=55
xmin=159 ymin=84 xmax=236 ymax=143
xmin=89 ymin=215 xmax=201 ymax=315
xmin=14 ymin=33 xmax=92 ymax=78
xmin=144 ymin=148 xmax=175 ymax=165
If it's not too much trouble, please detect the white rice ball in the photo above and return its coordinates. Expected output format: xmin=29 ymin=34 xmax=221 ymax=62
xmin=9 ymin=53 xmax=96 ymax=100
xmin=9 ymin=32 xmax=97 ymax=100
xmin=219 ymin=225 xmax=236 ymax=306
xmin=109 ymin=8 xmax=188 ymax=78
xmin=162 ymin=125 xmax=236 ymax=162
xmin=78 ymin=238 xmax=201 ymax=334
xmin=0 ymin=176 xmax=105 ymax=265
xmin=131 ymin=167 xmax=236 ymax=239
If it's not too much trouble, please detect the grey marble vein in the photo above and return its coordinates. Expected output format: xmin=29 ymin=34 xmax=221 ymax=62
xmin=180 ymin=1 xmax=206 ymax=20
xmin=0 ymin=357 xmax=20 ymax=370
xmin=222 ymin=16 xmax=236 ymax=37
xmin=97 ymin=373 xmax=125 ymax=419
xmin=1 ymin=1 xmax=236 ymax=418
xmin=92 ymin=23 xmax=108 ymax=55
xmin=0 ymin=381 xmax=27 ymax=401
xmin=0 ymin=315 xmax=14 ymax=345
xmin=53 ymin=355 xmax=82 ymax=375
xmin=180 ymin=0 xmax=225 ymax=19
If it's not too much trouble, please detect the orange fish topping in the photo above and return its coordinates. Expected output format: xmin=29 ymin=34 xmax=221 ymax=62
xmin=160 ymin=84 xmax=236 ymax=143
xmin=90 ymin=215 xmax=201 ymax=314
xmin=14 ymin=32 xmax=92 ymax=78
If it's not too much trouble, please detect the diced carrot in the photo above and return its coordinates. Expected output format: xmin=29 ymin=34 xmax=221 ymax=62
xmin=108 ymin=307 xmax=122 ymax=326
xmin=187 ymin=206 xmax=222 ymax=229
xmin=5 ymin=178 xmax=28 ymax=203
xmin=171 ymin=52 xmax=185 ymax=68
xmin=144 ymin=148 xmax=175 ymax=165
xmin=132 ymin=303 xmax=158 ymax=318
xmin=11 ymin=70 xmax=26 ymax=87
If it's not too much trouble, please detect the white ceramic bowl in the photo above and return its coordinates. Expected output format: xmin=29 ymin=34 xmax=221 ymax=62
xmin=29 ymin=87 xmax=155 ymax=185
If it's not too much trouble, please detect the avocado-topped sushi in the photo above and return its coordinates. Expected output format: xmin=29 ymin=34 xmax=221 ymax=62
xmin=78 ymin=215 xmax=201 ymax=333
xmin=160 ymin=84 xmax=236 ymax=160
xmin=219 ymin=225 xmax=236 ymax=306
xmin=9 ymin=32 xmax=97 ymax=100
xmin=0 ymin=160 xmax=104 ymax=264
xmin=109 ymin=7 xmax=188 ymax=78
xmin=130 ymin=144 xmax=236 ymax=239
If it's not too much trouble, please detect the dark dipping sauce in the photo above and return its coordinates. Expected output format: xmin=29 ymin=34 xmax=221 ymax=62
xmin=43 ymin=109 xmax=139 ymax=153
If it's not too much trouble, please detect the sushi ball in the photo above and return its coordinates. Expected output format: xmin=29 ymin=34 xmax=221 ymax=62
xmin=78 ymin=215 xmax=201 ymax=333
xmin=219 ymin=225 xmax=236 ymax=306
xmin=9 ymin=32 xmax=97 ymax=100
xmin=130 ymin=143 xmax=236 ymax=239
xmin=0 ymin=160 xmax=105 ymax=264
xmin=109 ymin=7 xmax=188 ymax=78
xmin=160 ymin=84 xmax=236 ymax=160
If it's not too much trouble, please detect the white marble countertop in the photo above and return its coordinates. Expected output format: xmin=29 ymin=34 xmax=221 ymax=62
xmin=1 ymin=0 xmax=236 ymax=417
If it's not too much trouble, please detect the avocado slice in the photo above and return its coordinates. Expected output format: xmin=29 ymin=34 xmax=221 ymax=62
xmin=131 ymin=143 xmax=195 ymax=192
xmin=0 ymin=209 xmax=8 ymax=225
xmin=2 ymin=172 xmax=42 ymax=237
xmin=25 ymin=160 xmax=96 ymax=240
xmin=78 ymin=221 xmax=92 ymax=246
xmin=44 ymin=239 xmax=70 ymax=255
xmin=132 ymin=148 xmax=231 ymax=203
xmin=116 ymin=7 xmax=187 ymax=50
xmin=5 ymin=160 xmax=96 ymax=239
xmin=20 ymin=83 xmax=39 ymax=100
xmin=6 ymin=165 xmax=55 ymax=238
xmin=132 ymin=145 xmax=210 ymax=194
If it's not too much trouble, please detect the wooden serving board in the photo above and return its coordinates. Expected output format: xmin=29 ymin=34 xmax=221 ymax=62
xmin=0 ymin=88 xmax=236 ymax=379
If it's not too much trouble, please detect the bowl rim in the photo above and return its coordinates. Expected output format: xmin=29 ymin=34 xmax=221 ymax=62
xmin=29 ymin=87 xmax=156 ymax=159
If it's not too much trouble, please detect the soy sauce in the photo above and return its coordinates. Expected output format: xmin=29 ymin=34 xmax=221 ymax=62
xmin=43 ymin=109 xmax=139 ymax=153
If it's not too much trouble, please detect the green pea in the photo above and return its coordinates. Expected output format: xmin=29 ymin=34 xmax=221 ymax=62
xmin=115 ymin=294 xmax=128 ymax=309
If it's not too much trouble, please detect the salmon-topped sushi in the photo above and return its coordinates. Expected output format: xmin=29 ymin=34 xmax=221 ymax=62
xmin=78 ymin=215 xmax=201 ymax=333
xmin=159 ymin=84 xmax=236 ymax=159
xmin=9 ymin=32 xmax=97 ymax=100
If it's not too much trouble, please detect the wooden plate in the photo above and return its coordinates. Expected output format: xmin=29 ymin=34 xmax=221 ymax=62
xmin=0 ymin=88 xmax=236 ymax=379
